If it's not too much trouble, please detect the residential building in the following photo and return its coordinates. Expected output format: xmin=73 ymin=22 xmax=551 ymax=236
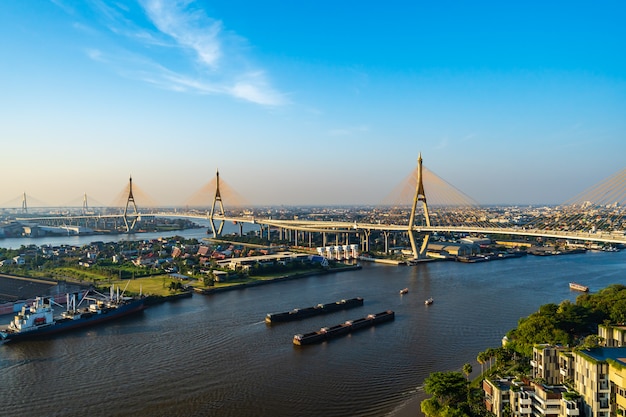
xmin=532 ymin=344 xmax=564 ymax=385
xmin=572 ymin=348 xmax=619 ymax=417
xmin=598 ymin=324 xmax=626 ymax=347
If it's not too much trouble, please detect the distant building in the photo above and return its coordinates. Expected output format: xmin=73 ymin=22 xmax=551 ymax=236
xmin=426 ymin=242 xmax=477 ymax=258
xmin=460 ymin=237 xmax=491 ymax=246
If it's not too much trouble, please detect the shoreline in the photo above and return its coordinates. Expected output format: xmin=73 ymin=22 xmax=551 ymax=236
xmin=193 ymin=264 xmax=362 ymax=295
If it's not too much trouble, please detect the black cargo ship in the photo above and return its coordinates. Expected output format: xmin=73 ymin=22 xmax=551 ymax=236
xmin=265 ymin=297 xmax=364 ymax=324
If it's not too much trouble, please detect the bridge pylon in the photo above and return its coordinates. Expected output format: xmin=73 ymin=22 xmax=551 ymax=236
xmin=209 ymin=170 xmax=225 ymax=237
xmin=408 ymin=153 xmax=431 ymax=259
xmin=21 ymin=192 xmax=27 ymax=213
xmin=123 ymin=176 xmax=139 ymax=232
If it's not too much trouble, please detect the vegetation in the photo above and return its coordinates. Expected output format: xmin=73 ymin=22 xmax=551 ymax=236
xmin=0 ymin=234 xmax=354 ymax=300
xmin=421 ymin=284 xmax=626 ymax=416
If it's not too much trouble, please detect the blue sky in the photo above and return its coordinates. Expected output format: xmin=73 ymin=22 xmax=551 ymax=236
xmin=1 ymin=1 xmax=625 ymax=207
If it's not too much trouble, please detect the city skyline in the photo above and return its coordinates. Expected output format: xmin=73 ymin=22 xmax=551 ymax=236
xmin=1 ymin=1 xmax=625 ymax=207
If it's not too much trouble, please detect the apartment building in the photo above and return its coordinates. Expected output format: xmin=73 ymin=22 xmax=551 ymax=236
xmin=572 ymin=348 xmax=620 ymax=417
xmin=598 ymin=324 xmax=626 ymax=347
xmin=483 ymin=378 xmax=578 ymax=417
xmin=532 ymin=344 xmax=565 ymax=385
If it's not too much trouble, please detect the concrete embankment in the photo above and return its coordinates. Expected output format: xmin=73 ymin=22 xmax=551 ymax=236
xmin=358 ymin=256 xmax=405 ymax=265
xmin=144 ymin=291 xmax=193 ymax=305
xmin=194 ymin=265 xmax=362 ymax=295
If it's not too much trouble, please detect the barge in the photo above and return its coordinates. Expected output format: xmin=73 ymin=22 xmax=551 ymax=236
xmin=265 ymin=297 xmax=364 ymax=324
xmin=293 ymin=310 xmax=395 ymax=346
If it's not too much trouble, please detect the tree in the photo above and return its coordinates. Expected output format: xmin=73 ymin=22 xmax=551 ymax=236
xmin=423 ymin=371 xmax=468 ymax=407
xmin=611 ymin=299 xmax=626 ymax=324
xmin=462 ymin=363 xmax=472 ymax=381
xmin=477 ymin=352 xmax=486 ymax=375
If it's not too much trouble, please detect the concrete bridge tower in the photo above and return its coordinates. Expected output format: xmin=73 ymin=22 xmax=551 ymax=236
xmin=123 ymin=176 xmax=139 ymax=232
xmin=21 ymin=192 xmax=27 ymax=213
xmin=209 ymin=170 xmax=225 ymax=237
xmin=408 ymin=153 xmax=432 ymax=259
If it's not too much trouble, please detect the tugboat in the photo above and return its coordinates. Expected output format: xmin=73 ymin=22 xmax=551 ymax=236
xmin=0 ymin=285 xmax=146 ymax=344
xmin=425 ymin=297 xmax=434 ymax=305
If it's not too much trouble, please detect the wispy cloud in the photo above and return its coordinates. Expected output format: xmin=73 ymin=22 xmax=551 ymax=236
xmin=435 ymin=137 xmax=449 ymax=149
xmin=67 ymin=0 xmax=285 ymax=105
xmin=329 ymin=125 xmax=369 ymax=137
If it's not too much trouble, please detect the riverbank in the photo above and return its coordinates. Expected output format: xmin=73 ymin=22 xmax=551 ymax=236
xmin=193 ymin=264 xmax=362 ymax=294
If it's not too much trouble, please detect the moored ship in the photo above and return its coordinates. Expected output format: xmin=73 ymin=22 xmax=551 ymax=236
xmin=265 ymin=297 xmax=364 ymax=324
xmin=0 ymin=286 xmax=146 ymax=344
xmin=569 ymin=282 xmax=589 ymax=292
xmin=292 ymin=310 xmax=395 ymax=346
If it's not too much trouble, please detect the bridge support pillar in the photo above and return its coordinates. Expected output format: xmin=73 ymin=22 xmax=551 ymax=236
xmin=383 ymin=231 xmax=390 ymax=254
xmin=361 ymin=229 xmax=371 ymax=253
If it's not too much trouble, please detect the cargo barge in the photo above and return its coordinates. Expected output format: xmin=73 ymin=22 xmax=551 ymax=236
xmin=293 ymin=310 xmax=395 ymax=345
xmin=265 ymin=297 xmax=364 ymax=324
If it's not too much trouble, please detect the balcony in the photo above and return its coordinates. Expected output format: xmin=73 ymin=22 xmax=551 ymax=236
xmin=565 ymin=407 xmax=580 ymax=416
xmin=560 ymin=367 xmax=569 ymax=376
xmin=530 ymin=360 xmax=538 ymax=368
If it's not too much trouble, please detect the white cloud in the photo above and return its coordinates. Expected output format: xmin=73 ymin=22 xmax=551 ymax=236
xmin=73 ymin=0 xmax=285 ymax=106
xmin=140 ymin=0 xmax=222 ymax=68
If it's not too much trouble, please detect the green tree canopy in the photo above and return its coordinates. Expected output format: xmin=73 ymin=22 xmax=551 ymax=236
xmin=424 ymin=371 xmax=468 ymax=407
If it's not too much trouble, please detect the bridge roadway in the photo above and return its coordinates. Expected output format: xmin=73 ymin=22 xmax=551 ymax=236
xmin=17 ymin=211 xmax=626 ymax=245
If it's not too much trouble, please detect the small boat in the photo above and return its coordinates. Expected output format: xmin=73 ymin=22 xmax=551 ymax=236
xmin=425 ymin=297 xmax=434 ymax=305
xmin=399 ymin=288 xmax=409 ymax=295
xmin=569 ymin=282 xmax=589 ymax=292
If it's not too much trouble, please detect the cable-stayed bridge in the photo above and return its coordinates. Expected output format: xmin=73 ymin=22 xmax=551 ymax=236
xmin=6 ymin=155 xmax=626 ymax=258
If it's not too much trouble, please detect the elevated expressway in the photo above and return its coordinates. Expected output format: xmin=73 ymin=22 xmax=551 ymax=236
xmin=15 ymin=210 xmax=626 ymax=246
xmin=211 ymin=215 xmax=626 ymax=245
xmin=154 ymin=211 xmax=626 ymax=248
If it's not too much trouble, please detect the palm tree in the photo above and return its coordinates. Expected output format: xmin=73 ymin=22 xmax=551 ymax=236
xmin=477 ymin=352 xmax=486 ymax=375
xmin=463 ymin=363 xmax=472 ymax=381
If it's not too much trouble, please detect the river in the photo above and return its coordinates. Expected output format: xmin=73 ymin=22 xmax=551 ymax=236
xmin=1 ymin=231 xmax=625 ymax=416
xmin=0 ymin=219 xmax=254 ymax=250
